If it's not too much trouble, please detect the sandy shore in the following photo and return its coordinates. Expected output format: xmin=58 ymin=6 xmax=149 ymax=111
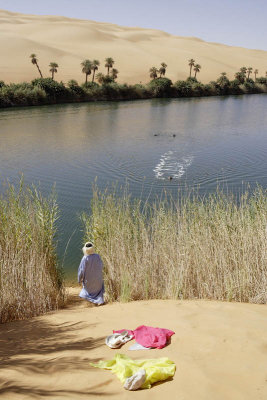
xmin=0 ymin=287 xmax=267 ymax=399
xmin=0 ymin=9 xmax=267 ymax=85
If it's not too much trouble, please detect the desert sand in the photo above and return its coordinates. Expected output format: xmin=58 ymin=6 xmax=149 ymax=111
xmin=0 ymin=9 xmax=266 ymax=85
xmin=1 ymin=287 xmax=267 ymax=399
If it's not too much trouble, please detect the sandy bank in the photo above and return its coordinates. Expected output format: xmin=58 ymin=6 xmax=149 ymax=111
xmin=0 ymin=287 xmax=267 ymax=399
xmin=0 ymin=9 xmax=266 ymax=84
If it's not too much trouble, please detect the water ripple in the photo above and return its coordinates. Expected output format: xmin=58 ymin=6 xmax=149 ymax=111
xmin=153 ymin=151 xmax=194 ymax=180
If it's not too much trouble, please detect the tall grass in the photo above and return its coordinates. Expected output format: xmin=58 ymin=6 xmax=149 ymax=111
xmin=81 ymin=186 xmax=267 ymax=304
xmin=0 ymin=181 xmax=64 ymax=323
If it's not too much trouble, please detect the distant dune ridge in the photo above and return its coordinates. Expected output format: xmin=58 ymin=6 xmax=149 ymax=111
xmin=0 ymin=8 xmax=266 ymax=84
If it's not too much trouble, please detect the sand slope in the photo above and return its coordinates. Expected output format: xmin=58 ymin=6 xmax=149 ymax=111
xmin=0 ymin=288 xmax=267 ymax=399
xmin=0 ymin=9 xmax=266 ymax=84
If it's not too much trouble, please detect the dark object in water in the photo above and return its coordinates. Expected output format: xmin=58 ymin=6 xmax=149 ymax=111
xmin=173 ymin=134 xmax=176 ymax=137
xmin=168 ymin=176 xmax=173 ymax=181
xmin=154 ymin=134 xmax=159 ymax=136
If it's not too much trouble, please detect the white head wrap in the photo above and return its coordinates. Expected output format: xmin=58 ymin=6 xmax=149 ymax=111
xmin=82 ymin=242 xmax=95 ymax=256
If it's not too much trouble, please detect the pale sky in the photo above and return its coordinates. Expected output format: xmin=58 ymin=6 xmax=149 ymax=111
xmin=1 ymin=0 xmax=267 ymax=50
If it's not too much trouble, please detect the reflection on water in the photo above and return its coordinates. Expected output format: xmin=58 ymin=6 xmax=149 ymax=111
xmin=0 ymin=95 xmax=266 ymax=278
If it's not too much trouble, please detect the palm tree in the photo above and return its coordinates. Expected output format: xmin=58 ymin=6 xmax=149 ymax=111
xmin=247 ymin=67 xmax=253 ymax=79
xmin=96 ymin=73 xmax=105 ymax=84
xmin=149 ymin=67 xmax=158 ymax=80
xmin=188 ymin=59 xmax=195 ymax=78
xmin=30 ymin=54 xmax=43 ymax=78
xmin=240 ymin=67 xmax=247 ymax=77
xmin=159 ymin=62 xmax=167 ymax=77
xmin=91 ymin=59 xmax=100 ymax=82
xmin=111 ymin=68 xmax=119 ymax=81
xmin=235 ymin=72 xmax=245 ymax=84
xmin=81 ymin=60 xmax=92 ymax=84
xmin=193 ymin=64 xmax=201 ymax=79
xmin=254 ymin=69 xmax=258 ymax=81
xmin=49 ymin=62 xmax=58 ymax=80
xmin=217 ymin=72 xmax=228 ymax=86
xmin=105 ymin=57 xmax=114 ymax=75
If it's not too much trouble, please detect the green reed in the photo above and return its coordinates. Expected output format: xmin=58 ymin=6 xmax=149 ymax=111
xmin=0 ymin=180 xmax=64 ymax=323
xmin=81 ymin=185 xmax=267 ymax=304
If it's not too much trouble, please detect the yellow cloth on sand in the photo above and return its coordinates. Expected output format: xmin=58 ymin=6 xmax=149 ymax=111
xmin=91 ymin=353 xmax=176 ymax=389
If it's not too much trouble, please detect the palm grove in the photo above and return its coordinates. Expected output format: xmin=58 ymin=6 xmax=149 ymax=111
xmin=0 ymin=53 xmax=266 ymax=107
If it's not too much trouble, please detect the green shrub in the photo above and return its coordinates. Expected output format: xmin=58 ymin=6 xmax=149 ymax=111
xmin=148 ymin=77 xmax=173 ymax=97
xmin=186 ymin=77 xmax=198 ymax=84
xmin=256 ymin=77 xmax=267 ymax=84
xmin=131 ymin=84 xmax=150 ymax=99
xmin=243 ymin=80 xmax=261 ymax=94
xmin=84 ymin=86 xmax=102 ymax=100
xmin=9 ymin=82 xmax=33 ymax=91
xmin=11 ymin=88 xmax=31 ymax=106
xmin=32 ymin=78 xmax=70 ymax=101
xmin=235 ymin=72 xmax=246 ymax=84
xmin=0 ymin=83 xmax=47 ymax=107
xmin=173 ymin=80 xmax=193 ymax=97
xmin=0 ymin=90 xmax=12 ymax=107
xmin=101 ymin=82 xmax=122 ymax=99
xmin=228 ymin=80 xmax=243 ymax=94
xmin=214 ymin=76 xmax=231 ymax=95
xmin=81 ymin=81 xmax=99 ymax=90
xmin=203 ymin=83 xmax=217 ymax=96
xmin=101 ymin=75 xmax=114 ymax=84
xmin=68 ymin=80 xmax=85 ymax=97
xmin=26 ymin=86 xmax=47 ymax=105
xmin=191 ymin=82 xmax=207 ymax=96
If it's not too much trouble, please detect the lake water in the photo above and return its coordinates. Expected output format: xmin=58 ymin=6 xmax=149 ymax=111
xmin=0 ymin=95 xmax=266 ymax=279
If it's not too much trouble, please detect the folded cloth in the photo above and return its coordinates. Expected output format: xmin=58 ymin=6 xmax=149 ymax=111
xmin=129 ymin=342 xmax=152 ymax=351
xmin=113 ymin=325 xmax=175 ymax=349
xmin=91 ymin=353 xmax=176 ymax=389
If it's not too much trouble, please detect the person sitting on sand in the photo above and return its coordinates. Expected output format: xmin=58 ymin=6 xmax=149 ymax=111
xmin=78 ymin=242 xmax=105 ymax=305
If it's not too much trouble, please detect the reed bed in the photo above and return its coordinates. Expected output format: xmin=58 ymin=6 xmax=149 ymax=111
xmin=0 ymin=181 xmax=64 ymax=323
xmin=82 ymin=186 xmax=267 ymax=304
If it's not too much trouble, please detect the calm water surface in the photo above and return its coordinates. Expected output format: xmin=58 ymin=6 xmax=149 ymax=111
xmin=0 ymin=95 xmax=266 ymax=278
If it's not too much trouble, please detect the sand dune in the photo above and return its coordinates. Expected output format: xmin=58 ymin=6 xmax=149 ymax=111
xmin=0 ymin=9 xmax=266 ymax=85
xmin=0 ymin=288 xmax=267 ymax=399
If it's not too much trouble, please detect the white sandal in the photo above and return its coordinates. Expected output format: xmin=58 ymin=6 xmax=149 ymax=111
xmin=105 ymin=330 xmax=133 ymax=349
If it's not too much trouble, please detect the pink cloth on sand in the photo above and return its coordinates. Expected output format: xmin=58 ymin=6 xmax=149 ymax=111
xmin=113 ymin=325 xmax=175 ymax=349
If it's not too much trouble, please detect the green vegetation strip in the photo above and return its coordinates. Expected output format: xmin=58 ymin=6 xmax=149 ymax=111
xmin=0 ymin=74 xmax=266 ymax=108
xmin=1 ymin=56 xmax=266 ymax=107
